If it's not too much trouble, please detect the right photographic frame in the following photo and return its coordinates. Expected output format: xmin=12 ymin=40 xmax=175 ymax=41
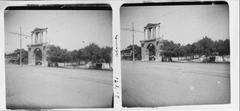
xmin=120 ymin=1 xmax=230 ymax=107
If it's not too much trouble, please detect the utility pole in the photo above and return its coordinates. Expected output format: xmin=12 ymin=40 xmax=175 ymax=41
xmin=121 ymin=23 xmax=144 ymax=63
xmin=19 ymin=27 xmax=22 ymax=66
xmin=9 ymin=27 xmax=31 ymax=66
xmin=132 ymin=22 xmax=135 ymax=63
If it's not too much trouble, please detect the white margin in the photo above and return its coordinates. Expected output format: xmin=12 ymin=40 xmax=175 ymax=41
xmin=0 ymin=0 xmax=239 ymax=111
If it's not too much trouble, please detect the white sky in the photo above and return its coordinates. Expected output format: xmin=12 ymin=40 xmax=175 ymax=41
xmin=4 ymin=4 xmax=229 ymax=53
xmin=5 ymin=10 xmax=112 ymax=54
xmin=120 ymin=4 xmax=229 ymax=49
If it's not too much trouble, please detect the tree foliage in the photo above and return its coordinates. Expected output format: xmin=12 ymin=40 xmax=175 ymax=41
xmin=100 ymin=46 xmax=112 ymax=63
xmin=160 ymin=36 xmax=230 ymax=58
xmin=47 ymin=45 xmax=63 ymax=63
xmin=6 ymin=49 xmax=28 ymax=64
xmin=47 ymin=43 xmax=112 ymax=64
xmin=121 ymin=36 xmax=230 ymax=61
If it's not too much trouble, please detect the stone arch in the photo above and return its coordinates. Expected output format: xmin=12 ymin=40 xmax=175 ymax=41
xmin=28 ymin=45 xmax=48 ymax=66
xmin=140 ymin=23 xmax=163 ymax=61
xmin=27 ymin=28 xmax=48 ymax=66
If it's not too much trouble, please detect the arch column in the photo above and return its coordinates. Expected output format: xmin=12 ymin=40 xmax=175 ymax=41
xmin=42 ymin=46 xmax=48 ymax=66
xmin=144 ymin=29 xmax=147 ymax=40
xmin=141 ymin=43 xmax=148 ymax=61
xmin=155 ymin=45 xmax=161 ymax=61
xmin=28 ymin=47 xmax=35 ymax=65
xmin=152 ymin=27 xmax=156 ymax=39
xmin=147 ymin=28 xmax=151 ymax=39
xmin=156 ymin=26 xmax=159 ymax=38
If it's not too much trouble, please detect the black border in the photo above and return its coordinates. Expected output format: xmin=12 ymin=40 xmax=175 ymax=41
xmin=5 ymin=4 xmax=112 ymax=10
xmin=122 ymin=1 xmax=228 ymax=7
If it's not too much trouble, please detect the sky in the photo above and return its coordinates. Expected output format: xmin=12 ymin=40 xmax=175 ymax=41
xmin=120 ymin=4 xmax=229 ymax=49
xmin=5 ymin=10 xmax=112 ymax=54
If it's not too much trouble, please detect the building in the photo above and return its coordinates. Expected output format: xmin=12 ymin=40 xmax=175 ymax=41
xmin=140 ymin=23 xmax=164 ymax=61
xmin=121 ymin=44 xmax=142 ymax=61
xmin=121 ymin=47 xmax=132 ymax=60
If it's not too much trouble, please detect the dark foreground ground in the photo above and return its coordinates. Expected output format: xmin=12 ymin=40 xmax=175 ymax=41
xmin=5 ymin=64 xmax=113 ymax=109
xmin=122 ymin=61 xmax=230 ymax=107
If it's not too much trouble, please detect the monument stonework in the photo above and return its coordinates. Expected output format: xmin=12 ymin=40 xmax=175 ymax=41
xmin=27 ymin=28 xmax=48 ymax=66
xmin=140 ymin=23 xmax=163 ymax=61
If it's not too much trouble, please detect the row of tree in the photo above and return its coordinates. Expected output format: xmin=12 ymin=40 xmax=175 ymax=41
xmin=6 ymin=43 xmax=112 ymax=67
xmin=6 ymin=36 xmax=229 ymax=64
xmin=47 ymin=43 xmax=112 ymax=66
xmin=121 ymin=36 xmax=230 ymax=61
xmin=160 ymin=36 xmax=230 ymax=58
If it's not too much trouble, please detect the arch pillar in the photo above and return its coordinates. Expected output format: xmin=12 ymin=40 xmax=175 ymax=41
xmin=141 ymin=42 xmax=148 ymax=61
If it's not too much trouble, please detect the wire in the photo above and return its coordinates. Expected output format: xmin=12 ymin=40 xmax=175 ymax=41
xmin=8 ymin=32 xmax=31 ymax=39
xmin=121 ymin=27 xmax=144 ymax=33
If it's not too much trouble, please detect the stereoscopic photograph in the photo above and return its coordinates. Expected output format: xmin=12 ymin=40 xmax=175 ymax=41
xmin=4 ymin=5 xmax=113 ymax=109
xmin=121 ymin=2 xmax=230 ymax=107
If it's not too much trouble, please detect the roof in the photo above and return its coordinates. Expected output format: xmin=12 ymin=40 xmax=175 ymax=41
xmin=144 ymin=23 xmax=160 ymax=28
xmin=31 ymin=27 xmax=48 ymax=33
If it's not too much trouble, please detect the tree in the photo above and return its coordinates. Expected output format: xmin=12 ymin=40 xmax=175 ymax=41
xmin=161 ymin=40 xmax=178 ymax=57
xmin=100 ymin=46 xmax=112 ymax=66
xmin=83 ymin=43 xmax=101 ymax=63
xmin=223 ymin=39 xmax=230 ymax=55
xmin=192 ymin=42 xmax=203 ymax=56
xmin=213 ymin=39 xmax=230 ymax=61
xmin=173 ymin=43 xmax=181 ymax=59
xmin=71 ymin=50 xmax=79 ymax=64
xmin=47 ymin=45 xmax=63 ymax=63
xmin=195 ymin=36 xmax=215 ymax=56
xmin=185 ymin=44 xmax=194 ymax=57
xmin=214 ymin=40 xmax=225 ymax=55
xmin=77 ymin=49 xmax=87 ymax=64
xmin=65 ymin=51 xmax=72 ymax=64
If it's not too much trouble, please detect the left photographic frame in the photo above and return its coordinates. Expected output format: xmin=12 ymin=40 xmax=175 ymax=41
xmin=4 ymin=4 xmax=113 ymax=109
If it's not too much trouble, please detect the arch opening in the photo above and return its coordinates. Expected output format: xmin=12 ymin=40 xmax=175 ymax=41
xmin=147 ymin=43 xmax=156 ymax=61
xmin=34 ymin=48 xmax=42 ymax=65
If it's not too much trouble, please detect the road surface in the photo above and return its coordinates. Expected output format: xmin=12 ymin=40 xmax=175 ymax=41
xmin=122 ymin=61 xmax=230 ymax=107
xmin=5 ymin=64 xmax=113 ymax=109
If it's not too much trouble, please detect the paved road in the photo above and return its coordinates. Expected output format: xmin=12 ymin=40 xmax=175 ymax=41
xmin=122 ymin=61 xmax=230 ymax=107
xmin=5 ymin=64 xmax=113 ymax=109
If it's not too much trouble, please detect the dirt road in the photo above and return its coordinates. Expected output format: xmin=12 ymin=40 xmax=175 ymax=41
xmin=122 ymin=61 xmax=230 ymax=107
xmin=5 ymin=64 xmax=113 ymax=109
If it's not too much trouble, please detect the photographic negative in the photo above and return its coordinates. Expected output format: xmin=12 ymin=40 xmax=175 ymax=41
xmin=121 ymin=1 xmax=230 ymax=107
xmin=5 ymin=4 xmax=113 ymax=109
